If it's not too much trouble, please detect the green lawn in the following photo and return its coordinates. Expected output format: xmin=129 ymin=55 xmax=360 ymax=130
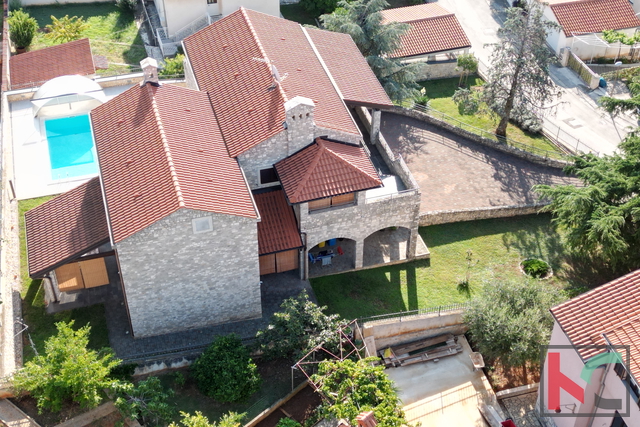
xmin=419 ymin=77 xmax=564 ymax=158
xmin=311 ymin=214 xmax=607 ymax=320
xmin=19 ymin=198 xmax=110 ymax=362
xmin=24 ymin=2 xmax=146 ymax=75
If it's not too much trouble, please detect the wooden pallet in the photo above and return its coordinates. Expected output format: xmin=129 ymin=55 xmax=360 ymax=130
xmin=379 ymin=334 xmax=462 ymax=367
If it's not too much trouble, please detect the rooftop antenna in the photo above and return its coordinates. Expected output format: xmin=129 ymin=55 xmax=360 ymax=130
xmin=252 ymin=57 xmax=288 ymax=91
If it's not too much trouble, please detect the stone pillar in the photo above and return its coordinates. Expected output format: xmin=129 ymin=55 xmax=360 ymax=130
xmin=301 ymin=247 xmax=308 ymax=280
xmin=355 ymin=239 xmax=364 ymax=269
xmin=370 ymin=109 xmax=381 ymax=144
xmin=561 ymin=47 xmax=571 ymax=67
xmin=407 ymin=227 xmax=418 ymax=260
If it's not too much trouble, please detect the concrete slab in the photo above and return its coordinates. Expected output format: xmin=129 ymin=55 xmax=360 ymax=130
xmin=386 ymin=336 xmax=497 ymax=427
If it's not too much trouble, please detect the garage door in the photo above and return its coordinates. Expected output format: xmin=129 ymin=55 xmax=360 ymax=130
xmin=259 ymin=249 xmax=299 ymax=275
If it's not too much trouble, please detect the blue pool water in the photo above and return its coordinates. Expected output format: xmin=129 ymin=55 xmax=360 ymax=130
xmin=45 ymin=115 xmax=98 ymax=180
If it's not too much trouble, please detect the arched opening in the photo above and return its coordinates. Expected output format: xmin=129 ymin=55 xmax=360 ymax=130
xmin=363 ymin=226 xmax=411 ymax=267
xmin=308 ymin=238 xmax=356 ymax=278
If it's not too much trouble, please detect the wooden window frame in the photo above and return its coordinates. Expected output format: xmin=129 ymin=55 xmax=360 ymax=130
xmin=308 ymin=193 xmax=355 ymax=212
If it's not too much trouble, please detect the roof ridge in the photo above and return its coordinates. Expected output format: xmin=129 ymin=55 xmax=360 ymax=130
xmin=290 ymin=140 xmax=324 ymax=202
xmin=322 ymin=140 xmax=380 ymax=181
xmin=145 ymin=84 xmax=186 ymax=208
xmin=241 ymin=7 xmax=288 ymax=103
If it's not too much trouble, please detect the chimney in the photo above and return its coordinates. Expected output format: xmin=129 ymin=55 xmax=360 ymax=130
xmin=284 ymin=95 xmax=315 ymax=156
xmin=356 ymin=411 xmax=377 ymax=427
xmin=140 ymin=57 xmax=159 ymax=86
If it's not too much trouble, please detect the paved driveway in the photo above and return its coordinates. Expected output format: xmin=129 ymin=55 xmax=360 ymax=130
xmin=380 ymin=113 xmax=579 ymax=213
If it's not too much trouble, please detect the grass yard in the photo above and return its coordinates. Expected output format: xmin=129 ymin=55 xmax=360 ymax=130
xmin=19 ymin=197 xmax=110 ymax=362
xmin=419 ymin=77 xmax=563 ymax=157
xmin=24 ymin=2 xmax=146 ymax=75
xmin=311 ymin=214 xmax=610 ymax=320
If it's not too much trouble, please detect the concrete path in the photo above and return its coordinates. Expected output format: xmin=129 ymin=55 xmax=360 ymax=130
xmin=0 ymin=399 xmax=41 ymax=427
xmin=434 ymin=0 xmax=635 ymax=155
xmin=380 ymin=113 xmax=579 ymax=214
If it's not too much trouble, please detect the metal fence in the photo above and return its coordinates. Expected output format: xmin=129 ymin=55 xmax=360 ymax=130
xmin=412 ymin=104 xmax=570 ymax=161
xmin=358 ymin=302 xmax=468 ymax=325
xmin=542 ymin=117 xmax=600 ymax=155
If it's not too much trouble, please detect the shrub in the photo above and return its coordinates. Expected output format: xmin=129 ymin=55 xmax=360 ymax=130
xmin=8 ymin=9 xmax=38 ymax=49
xmin=276 ymin=418 xmax=301 ymax=427
xmin=45 ymin=15 xmax=89 ymax=43
xmin=255 ymin=290 xmax=343 ymax=360
xmin=160 ymin=54 xmax=185 ymax=77
xmin=300 ymin=0 xmax=338 ymax=16
xmin=110 ymin=362 xmax=138 ymax=381
xmin=115 ymin=0 xmax=137 ymax=13
xmin=170 ymin=411 xmax=245 ymax=427
xmin=191 ymin=334 xmax=261 ymax=403
xmin=452 ymin=88 xmax=480 ymax=115
xmin=13 ymin=321 xmax=120 ymax=412
xmin=114 ymin=377 xmax=175 ymax=427
xmin=522 ymin=258 xmax=551 ymax=278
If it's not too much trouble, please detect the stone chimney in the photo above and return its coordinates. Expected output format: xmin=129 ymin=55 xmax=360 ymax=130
xmin=140 ymin=57 xmax=160 ymax=86
xmin=356 ymin=411 xmax=377 ymax=427
xmin=284 ymin=96 xmax=315 ymax=156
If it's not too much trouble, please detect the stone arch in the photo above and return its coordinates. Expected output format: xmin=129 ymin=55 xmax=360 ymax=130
xmin=363 ymin=226 xmax=413 ymax=268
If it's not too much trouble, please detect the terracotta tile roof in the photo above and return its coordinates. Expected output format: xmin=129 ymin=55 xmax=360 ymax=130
xmin=305 ymin=28 xmax=392 ymax=108
xmin=254 ymin=190 xmax=302 ymax=255
xmin=551 ymin=269 xmax=640 ymax=378
xmin=183 ymin=8 xmax=360 ymax=157
xmin=550 ymin=0 xmax=640 ymax=37
xmin=604 ymin=319 xmax=640 ymax=381
xmin=10 ymin=38 xmax=95 ymax=90
xmin=91 ymin=83 xmax=257 ymax=243
xmin=381 ymin=4 xmax=471 ymax=58
xmin=25 ymin=177 xmax=109 ymax=278
xmin=275 ymin=137 xmax=382 ymax=204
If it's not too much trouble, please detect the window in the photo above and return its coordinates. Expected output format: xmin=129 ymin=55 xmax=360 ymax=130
xmin=308 ymin=193 xmax=355 ymax=212
xmin=260 ymin=168 xmax=279 ymax=185
xmin=192 ymin=216 xmax=213 ymax=234
xmin=207 ymin=0 xmax=217 ymax=3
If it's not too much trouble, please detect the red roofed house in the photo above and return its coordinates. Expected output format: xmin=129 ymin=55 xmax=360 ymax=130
xmin=541 ymin=0 xmax=640 ymax=59
xmin=24 ymin=10 xmax=424 ymax=338
xmin=537 ymin=269 xmax=640 ymax=427
xmin=380 ymin=3 xmax=471 ymax=80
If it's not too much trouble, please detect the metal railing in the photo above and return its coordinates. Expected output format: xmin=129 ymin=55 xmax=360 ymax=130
xmin=542 ymin=117 xmax=599 ymax=155
xmin=358 ymin=302 xmax=468 ymax=325
xmin=411 ymin=104 xmax=570 ymax=161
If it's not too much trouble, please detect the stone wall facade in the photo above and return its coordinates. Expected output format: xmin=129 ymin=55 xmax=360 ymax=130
xmin=414 ymin=61 xmax=462 ymax=81
xmin=116 ymin=209 xmax=261 ymax=338
xmin=420 ymin=203 xmax=546 ymax=226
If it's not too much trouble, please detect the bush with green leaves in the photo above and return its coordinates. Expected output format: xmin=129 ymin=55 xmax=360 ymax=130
xmin=521 ymin=259 xmax=551 ymax=278
xmin=13 ymin=321 xmax=120 ymax=412
xmin=300 ymin=0 xmax=338 ymax=16
xmin=114 ymin=377 xmax=175 ymax=427
xmin=191 ymin=334 xmax=261 ymax=403
xmin=255 ymin=291 xmax=343 ymax=360
xmin=452 ymin=88 xmax=480 ymax=115
xmin=116 ymin=0 xmax=137 ymax=13
xmin=45 ymin=15 xmax=89 ymax=43
xmin=8 ymin=9 xmax=38 ymax=49
xmin=160 ymin=54 xmax=185 ymax=77
xmin=311 ymin=358 xmax=409 ymax=427
xmin=170 ymin=411 xmax=245 ymax=427
xmin=276 ymin=418 xmax=301 ymax=427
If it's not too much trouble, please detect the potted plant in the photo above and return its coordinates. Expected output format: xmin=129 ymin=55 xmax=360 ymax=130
xmin=8 ymin=9 xmax=38 ymax=53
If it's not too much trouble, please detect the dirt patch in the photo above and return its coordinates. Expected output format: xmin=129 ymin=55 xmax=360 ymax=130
xmin=485 ymin=360 xmax=540 ymax=392
xmin=254 ymin=385 xmax=321 ymax=427
xmin=10 ymin=396 xmax=89 ymax=427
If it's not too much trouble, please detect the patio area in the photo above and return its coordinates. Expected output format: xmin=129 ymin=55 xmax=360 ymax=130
xmin=308 ymin=239 xmax=356 ymax=278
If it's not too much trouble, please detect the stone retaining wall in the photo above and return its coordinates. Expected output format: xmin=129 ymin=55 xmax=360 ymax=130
xmin=386 ymin=106 xmax=570 ymax=170
xmin=420 ymin=203 xmax=547 ymax=226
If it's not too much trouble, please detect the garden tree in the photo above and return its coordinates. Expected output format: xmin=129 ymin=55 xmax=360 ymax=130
xmin=300 ymin=0 xmax=338 ymax=16
xmin=8 ymin=9 xmax=38 ymax=50
xmin=456 ymin=53 xmax=478 ymax=87
xmin=600 ymin=68 xmax=640 ymax=116
xmin=191 ymin=334 xmax=261 ymax=403
xmin=13 ymin=321 xmax=120 ymax=412
xmin=463 ymin=279 xmax=564 ymax=380
xmin=535 ymin=132 xmax=640 ymax=273
xmin=311 ymin=358 xmax=409 ymax=427
xmin=321 ymin=0 xmax=420 ymax=103
xmin=169 ymin=412 xmax=245 ymax=427
xmin=160 ymin=54 xmax=185 ymax=77
xmin=483 ymin=4 xmax=561 ymax=137
xmin=255 ymin=290 xmax=343 ymax=360
xmin=45 ymin=15 xmax=89 ymax=43
xmin=113 ymin=377 xmax=175 ymax=427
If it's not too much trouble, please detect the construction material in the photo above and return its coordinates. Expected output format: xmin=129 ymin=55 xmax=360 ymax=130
xmin=470 ymin=352 xmax=485 ymax=371
xmin=379 ymin=334 xmax=462 ymax=368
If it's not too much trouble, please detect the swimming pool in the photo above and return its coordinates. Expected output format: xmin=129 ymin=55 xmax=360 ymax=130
xmin=45 ymin=114 xmax=98 ymax=180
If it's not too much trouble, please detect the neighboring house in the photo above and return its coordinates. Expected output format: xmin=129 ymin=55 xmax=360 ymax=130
xmin=541 ymin=0 xmax=640 ymax=60
xmin=380 ymin=3 xmax=471 ymax=80
xmin=537 ymin=269 xmax=640 ymax=427
xmin=25 ymin=9 xmax=425 ymax=339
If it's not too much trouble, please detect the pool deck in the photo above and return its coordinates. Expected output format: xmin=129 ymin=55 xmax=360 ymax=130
xmin=10 ymin=84 xmax=133 ymax=200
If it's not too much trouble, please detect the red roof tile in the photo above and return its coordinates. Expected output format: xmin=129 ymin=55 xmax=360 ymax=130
xmin=381 ymin=4 xmax=471 ymax=58
xmin=25 ymin=177 xmax=109 ymax=278
xmin=551 ymin=269 xmax=640 ymax=377
xmin=305 ymin=28 xmax=392 ymax=108
xmin=275 ymin=137 xmax=382 ymax=204
xmin=550 ymin=0 xmax=640 ymax=37
xmin=91 ymin=83 xmax=257 ymax=243
xmin=605 ymin=319 xmax=640 ymax=381
xmin=10 ymin=38 xmax=95 ymax=90
xmin=254 ymin=190 xmax=302 ymax=255
xmin=183 ymin=8 xmax=360 ymax=157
